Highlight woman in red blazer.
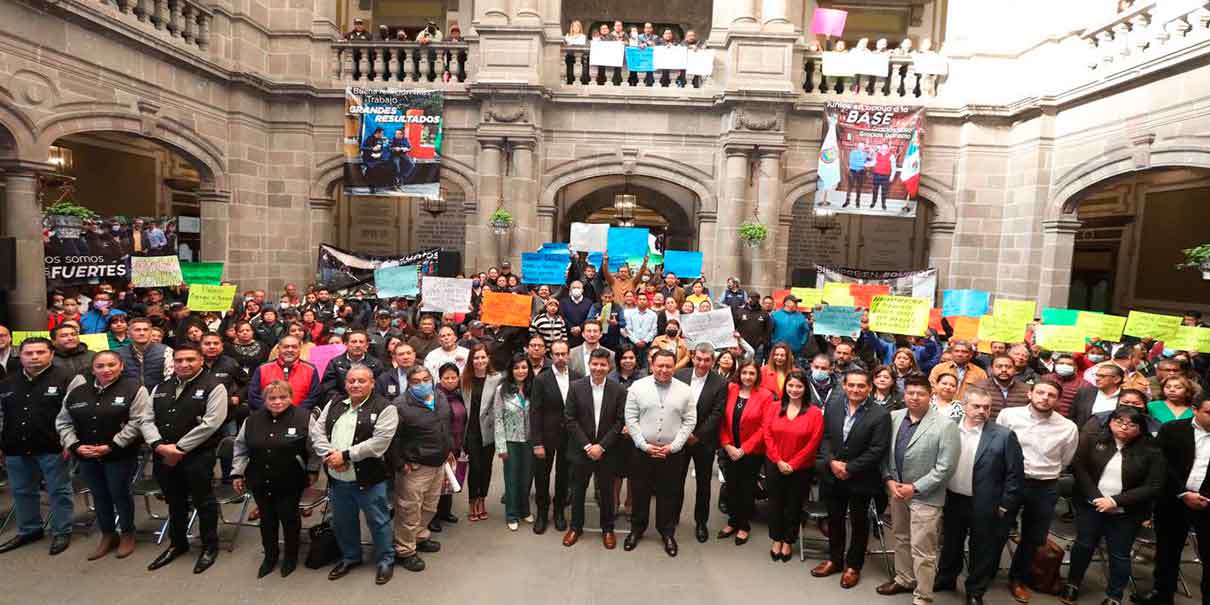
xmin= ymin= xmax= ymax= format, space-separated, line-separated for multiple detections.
xmin=761 ymin=342 xmax=796 ymax=400
xmin=762 ymin=370 xmax=824 ymax=561
xmin=718 ymin=360 xmax=776 ymax=545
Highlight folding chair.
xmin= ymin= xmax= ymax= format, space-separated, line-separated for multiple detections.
xmin=213 ymin=437 xmax=256 ymax=552
xmin=798 ymin=499 xmax=829 ymax=562
xmin=867 ymin=499 xmax=895 ymax=576
xmin=131 ymin=449 xmax=172 ymax=543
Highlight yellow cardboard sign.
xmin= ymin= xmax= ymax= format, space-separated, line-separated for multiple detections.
xmin=1035 ymin=325 xmax=1085 ymax=353
xmin=13 ymin=330 xmax=108 ymax=352
xmin=1075 ymin=311 xmax=1127 ymax=342
xmin=1165 ymin=325 xmax=1210 ymax=353
xmin=867 ymin=295 xmax=930 ymax=336
xmin=1122 ymin=310 xmax=1182 ymax=341
xmin=976 ymin=314 xmax=1026 ymax=344
xmin=791 ymin=287 xmax=824 ymax=308
xmin=823 ymin=282 xmax=854 ymax=306
xmin=993 ymin=299 xmax=1036 ymax=326
xmin=187 ymin=284 xmax=239 ymax=312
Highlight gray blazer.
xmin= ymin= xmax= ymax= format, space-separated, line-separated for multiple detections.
xmin=568 ymin=343 xmax=614 ymax=376
xmin=477 ymin=373 xmax=504 ymax=447
xmin=882 ymin=406 xmax=961 ymax=508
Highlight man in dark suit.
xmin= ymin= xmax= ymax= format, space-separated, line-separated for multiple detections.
xmin=1134 ymin=397 xmax=1210 ymax=605
xmin=0 ymin=323 xmax=18 ymax=380
xmin=673 ymin=342 xmax=727 ymax=543
xmin=935 ymin=387 xmax=1025 ymax=605
xmin=562 ymin=348 xmax=627 ymax=549
xmin=1070 ymin=363 xmax=1122 ymax=429
xmin=812 ymin=369 xmax=892 ymax=589
xmin=529 ymin=340 xmax=583 ymax=534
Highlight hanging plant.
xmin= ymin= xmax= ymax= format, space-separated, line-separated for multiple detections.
xmin=1176 ymin=243 xmax=1210 ymax=279
xmin=489 ymin=208 xmax=514 ymax=234
xmin=739 ymin=220 xmax=768 ymax=247
xmin=44 ymin=200 xmax=99 ymax=219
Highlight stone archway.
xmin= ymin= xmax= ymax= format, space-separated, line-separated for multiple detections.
xmin=556 ymin=175 xmax=698 ymax=251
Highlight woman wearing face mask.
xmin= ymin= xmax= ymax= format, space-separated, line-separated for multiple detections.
xmin=56 ymin=351 xmax=149 ymax=561
xmin=431 ymin=363 xmax=468 ymax=532
xmin=231 ymin=380 xmax=316 ymax=578
xmin=718 ymin=360 xmax=774 ymax=545
xmin=1078 ymin=344 xmax=1109 ymax=372
xmin=650 ymin=318 xmax=689 ymax=370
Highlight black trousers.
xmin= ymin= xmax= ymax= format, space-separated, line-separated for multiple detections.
xmin=936 ymin=491 xmax=1012 ymax=598
xmin=766 ymin=462 xmax=810 ymax=542
xmin=533 ymin=434 xmax=569 ymax=517
xmin=1153 ymin=495 xmax=1210 ymax=600
xmin=153 ymin=448 xmax=219 ymax=550
xmin=466 ymin=440 xmax=495 ymax=500
xmin=680 ymin=440 xmax=715 ymax=526
xmin=825 ymin=480 xmax=872 ymax=569
xmin=726 ymin=455 xmax=762 ymax=532
xmin=251 ymin=486 xmax=302 ymax=560
xmin=630 ymin=450 xmax=686 ymax=538
xmin=570 ymin=458 xmax=615 ymax=532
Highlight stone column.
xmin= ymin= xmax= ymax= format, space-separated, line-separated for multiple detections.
xmin=474 ymin=0 xmax=508 ymax=24
xmin=0 ymin=162 xmax=51 ymax=329
xmin=308 ymin=196 xmax=338 ymax=270
xmin=749 ymin=149 xmax=783 ymax=291
xmin=731 ymin=0 xmax=759 ymax=29
xmin=536 ymin=205 xmax=555 ymax=248
xmin=508 ymin=140 xmax=537 ymax=263
xmin=470 ymin=140 xmax=503 ymax=269
xmin=697 ymin=210 xmax=718 ymax=287
xmin=716 ymin=146 xmax=750 ymax=287
xmin=197 ymin=188 xmax=232 ymax=264
xmin=761 ymin=0 xmax=792 ymax=31
xmin=1037 ymin=217 xmax=1081 ymax=308
xmin=926 ymin=220 xmax=956 ymax=291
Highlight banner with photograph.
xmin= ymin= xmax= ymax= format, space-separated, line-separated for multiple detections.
xmin=343 ymin=88 xmax=443 ymax=199
xmin=815 ymin=101 xmax=925 ymax=218
xmin=42 ymin=213 xmax=181 ymax=287
xmin=815 ymin=265 xmax=937 ymax=305
xmin=316 ymin=243 xmax=440 ymax=299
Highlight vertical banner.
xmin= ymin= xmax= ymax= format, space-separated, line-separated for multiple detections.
xmin=815 ymin=101 xmax=926 ymax=218
xmin=343 ymin=88 xmax=443 ymax=199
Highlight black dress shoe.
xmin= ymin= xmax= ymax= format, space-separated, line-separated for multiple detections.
xmin=48 ymin=534 xmax=71 ymax=556
xmin=416 ymin=539 xmax=441 ymax=553
xmin=0 ymin=530 xmax=44 ymax=554
xmin=553 ymin=515 xmax=567 ymax=532
xmin=1059 ymin=584 xmax=1079 ymax=605
xmin=533 ymin=516 xmax=547 ymax=535
xmin=694 ymin=524 xmax=708 ymax=543
xmin=623 ymin=532 xmax=642 ymax=551
xmin=328 ymin=560 xmax=361 ymax=580
xmin=375 ymin=564 xmax=394 ymax=585
xmin=716 ymin=527 xmax=737 ymax=540
xmin=399 ymin=554 xmax=425 ymax=572
xmin=280 ymin=557 xmax=297 ymax=578
xmin=966 ymin=596 xmax=984 ymax=605
xmin=1131 ymin=591 xmax=1174 ymax=605
xmin=662 ymin=535 xmax=678 ymax=557
xmin=147 ymin=546 xmax=188 ymax=571
xmin=439 ymin=512 xmax=459 ymax=524
xmin=734 ymin=534 xmax=749 ymax=546
xmin=427 ymin=520 xmax=443 ymax=533
xmin=193 ymin=547 xmax=218 ymax=574
xmin=257 ymin=556 xmax=278 ymax=579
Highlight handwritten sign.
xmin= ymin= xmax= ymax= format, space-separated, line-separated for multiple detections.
xmin=823 ymin=282 xmax=855 ymax=306
xmin=480 ymin=291 xmax=534 ymax=328
xmin=1035 ymin=325 xmax=1085 ymax=353
xmin=606 ymin=227 xmax=650 ymax=261
xmin=949 ymin=316 xmax=980 ymax=342
xmin=686 ymin=49 xmax=715 ymax=77
xmin=186 ymin=284 xmax=238 ymax=312
xmin=976 ymin=314 xmax=1026 ymax=344
xmin=792 ymin=287 xmax=824 ymax=308
xmin=1165 ymin=325 xmax=1210 ymax=353
xmin=1075 ymin=312 xmax=1127 ymax=342
xmin=813 ymin=306 xmax=862 ymax=338
xmin=1123 ymin=310 xmax=1182 ymax=341
xmin=421 ymin=277 xmax=473 ymax=313
xmin=653 ymin=45 xmax=687 ymax=70
xmin=521 ymin=252 xmax=571 ymax=285
xmin=680 ymin=308 xmax=737 ymax=349
xmin=1041 ymin=307 xmax=1079 ymax=326
xmin=374 ymin=264 xmax=420 ymax=298
xmin=868 ymin=295 xmax=930 ymax=336
xmin=810 ymin=7 xmax=848 ymax=36
xmin=180 ymin=262 xmax=224 ymax=286
xmin=625 ymin=47 xmax=654 ymax=72
xmin=995 ymin=299 xmax=1037 ymax=327
xmin=942 ymin=289 xmax=990 ymax=318
xmin=589 ymin=39 xmax=624 ymax=67
xmin=662 ymin=251 xmax=703 ymax=279
xmin=849 ymin=284 xmax=890 ymax=308
xmin=131 ymin=256 xmax=183 ymax=288
xmin=569 ymin=222 xmax=608 ymax=252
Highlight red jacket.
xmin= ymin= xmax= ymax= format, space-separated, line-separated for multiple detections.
xmin=248 ymin=357 xmax=321 ymax=410
xmin=720 ymin=383 xmax=774 ymax=455
xmin=762 ymin=404 xmax=824 ymax=471
xmin=760 ymin=365 xmax=787 ymax=400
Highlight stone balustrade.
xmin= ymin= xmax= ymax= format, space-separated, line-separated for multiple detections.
xmin=332 ymin=42 xmax=471 ymax=86
xmin=559 ymin=45 xmax=713 ymax=90
xmin=101 ymin=0 xmax=212 ymax=51
xmin=799 ymin=52 xmax=944 ymax=99
xmin=1082 ymin=0 xmax=1210 ymax=71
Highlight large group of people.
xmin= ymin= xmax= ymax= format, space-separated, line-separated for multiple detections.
xmin=0 ymin=249 xmax=1208 ymax=603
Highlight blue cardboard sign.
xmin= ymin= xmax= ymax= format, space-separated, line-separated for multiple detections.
xmin=812 ymin=305 xmax=863 ymax=338
xmin=607 ymin=227 xmax=649 ymax=261
xmin=625 ymin=47 xmax=654 ymax=72
xmin=941 ymin=289 xmax=991 ymax=318
xmin=521 ymin=252 xmax=571 ymax=285
xmin=662 ymin=250 xmax=703 ymax=279
xmin=373 ymin=264 xmax=420 ymax=298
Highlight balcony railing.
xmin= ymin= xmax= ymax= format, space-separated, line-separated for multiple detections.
xmin=331 ymin=42 xmax=471 ymax=87
xmin=1082 ymin=0 xmax=1210 ymax=71
xmin=99 ymin=0 xmax=212 ymax=51
xmin=799 ymin=52 xmax=945 ymax=99
xmin=559 ymin=45 xmax=713 ymax=90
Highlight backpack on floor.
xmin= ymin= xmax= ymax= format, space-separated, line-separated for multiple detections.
xmin=1028 ymin=537 xmax=1066 ymax=595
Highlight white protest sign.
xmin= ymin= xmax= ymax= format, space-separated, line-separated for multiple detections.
xmin=912 ymin=52 xmax=949 ymax=75
xmin=680 ymin=308 xmax=737 ymax=349
xmin=822 ymin=51 xmax=857 ymax=77
xmin=653 ymin=45 xmax=688 ymax=70
xmin=569 ymin=222 xmax=609 ymax=252
xmin=853 ymin=52 xmax=890 ymax=76
xmin=420 ymin=277 xmax=473 ymax=313
xmin=590 ymin=40 xmax=624 ymax=67
xmin=686 ymin=49 xmax=714 ymax=76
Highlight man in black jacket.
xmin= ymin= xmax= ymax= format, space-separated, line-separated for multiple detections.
xmin=391 ymin=366 xmax=453 ymax=573
xmin=50 ymin=323 xmax=95 ymax=377
xmin=812 ymin=369 xmax=891 ymax=590
xmin=563 ymin=349 xmax=627 ymax=549
xmin=673 ymin=343 xmax=727 ymax=543
xmin=321 ymin=330 xmax=385 ymax=402
xmin=934 ymin=387 xmax=1025 ymax=605
xmin=529 ymin=340 xmax=583 ymax=534
xmin=0 ymin=324 xmax=18 ymax=380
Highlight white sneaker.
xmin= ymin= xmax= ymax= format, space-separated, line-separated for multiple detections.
xmin=507 ymin=521 xmax=519 ymax=531
xmin=522 ymin=514 xmax=535 ymax=524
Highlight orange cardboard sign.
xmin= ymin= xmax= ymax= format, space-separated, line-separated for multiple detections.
xmin=849 ymin=284 xmax=891 ymax=308
xmin=949 ymin=316 xmax=980 ymax=342
xmin=480 ymin=291 xmax=533 ymax=328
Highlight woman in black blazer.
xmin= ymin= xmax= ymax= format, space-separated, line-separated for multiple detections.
xmin=1061 ymin=406 xmax=1164 ymax=605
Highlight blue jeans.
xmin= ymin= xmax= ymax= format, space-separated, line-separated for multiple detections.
xmin=1008 ymin=479 xmax=1059 ymax=584
xmin=1066 ymin=502 xmax=1140 ymax=600
xmin=502 ymin=441 xmax=533 ymax=523
xmin=7 ymin=454 xmax=74 ymax=537
xmin=78 ymin=458 xmax=138 ymax=534
xmin=329 ymin=478 xmax=394 ymax=567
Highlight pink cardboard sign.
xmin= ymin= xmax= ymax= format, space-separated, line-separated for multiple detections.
xmin=810 ymin=8 xmax=848 ymax=37
xmin=309 ymin=344 xmax=346 ymax=378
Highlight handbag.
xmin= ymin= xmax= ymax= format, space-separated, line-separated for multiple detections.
xmin=305 ymin=521 xmax=341 ymax=569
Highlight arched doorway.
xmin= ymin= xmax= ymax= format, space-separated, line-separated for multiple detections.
xmin=555 ymin=175 xmax=697 ymax=251
xmin=1059 ymin=166 xmax=1210 ymax=314
xmin=334 ymin=178 xmax=468 ymax=257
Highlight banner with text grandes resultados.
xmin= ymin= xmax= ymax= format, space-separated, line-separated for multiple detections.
xmin=815 ymin=101 xmax=925 ymax=218
xmin=343 ymin=88 xmax=443 ymax=199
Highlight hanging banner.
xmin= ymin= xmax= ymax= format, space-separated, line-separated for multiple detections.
xmin=42 ymin=214 xmax=182 ymax=287
xmin=343 ymin=88 xmax=443 ymax=199
xmin=815 ymin=265 xmax=937 ymax=305
xmin=814 ymin=101 xmax=926 ymax=218
xmin=316 ymin=243 xmax=440 ymax=299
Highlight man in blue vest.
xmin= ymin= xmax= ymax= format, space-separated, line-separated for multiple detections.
xmin=117 ymin=317 xmax=173 ymax=390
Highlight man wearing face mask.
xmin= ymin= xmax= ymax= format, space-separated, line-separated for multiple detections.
xmin=1082 ymin=345 xmax=1151 ymax=397
xmin=1040 ymin=354 xmax=1088 ymax=420
xmin=734 ymin=293 xmax=773 ymax=365
xmin=81 ymin=291 xmax=126 ymax=335
xmin=806 ymin=354 xmax=845 ymax=409
xmin=718 ymin=277 xmax=748 ymax=309
xmin=391 ymin=366 xmax=453 ymax=573
xmin=560 ymin=280 xmax=595 ymax=349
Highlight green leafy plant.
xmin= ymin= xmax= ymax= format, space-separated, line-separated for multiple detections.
xmin=489 ymin=208 xmax=514 ymax=228
xmin=739 ymin=220 xmax=769 ymax=244
xmin=1176 ymin=244 xmax=1210 ymax=270
xmin=44 ymin=201 xmax=99 ymax=219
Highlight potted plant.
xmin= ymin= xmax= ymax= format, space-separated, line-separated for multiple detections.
xmin=1176 ymin=243 xmax=1210 ymax=280
xmin=489 ymin=208 xmax=514 ymax=235
xmin=739 ymin=220 xmax=768 ymax=248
